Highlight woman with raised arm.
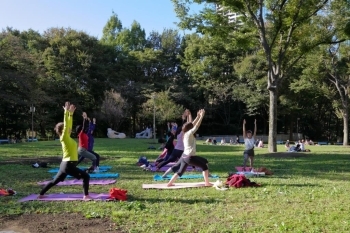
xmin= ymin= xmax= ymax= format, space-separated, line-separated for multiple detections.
xmin=242 ymin=119 xmax=257 ymax=171
xmin=167 ymin=109 xmax=212 ymax=187
xmin=75 ymin=112 xmax=97 ymax=172
xmin=38 ymin=102 xmax=91 ymax=200
xmin=156 ymin=109 xmax=191 ymax=171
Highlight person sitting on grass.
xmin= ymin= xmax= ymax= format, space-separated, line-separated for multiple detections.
xmin=285 ymin=140 xmax=290 ymax=150
xmin=38 ymin=102 xmax=91 ymax=200
xmin=167 ymin=109 xmax=212 ymax=187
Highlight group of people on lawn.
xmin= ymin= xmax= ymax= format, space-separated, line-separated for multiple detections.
xmin=39 ymin=101 xmax=258 ymax=199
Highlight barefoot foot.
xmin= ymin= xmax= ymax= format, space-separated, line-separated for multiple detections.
xmin=37 ymin=195 xmax=47 ymax=199
xmin=83 ymin=195 xmax=93 ymax=201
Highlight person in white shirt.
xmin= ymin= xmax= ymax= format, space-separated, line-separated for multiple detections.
xmin=242 ymin=119 xmax=257 ymax=171
xmin=167 ymin=109 xmax=212 ymax=187
xmin=300 ymin=139 xmax=305 ymax=151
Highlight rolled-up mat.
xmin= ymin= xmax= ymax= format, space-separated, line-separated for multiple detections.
xmin=37 ymin=179 xmax=116 ymax=186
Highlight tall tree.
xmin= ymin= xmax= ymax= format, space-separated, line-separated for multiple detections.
xmin=0 ymin=30 xmax=40 ymax=137
xmin=172 ymin=0 xmax=346 ymax=151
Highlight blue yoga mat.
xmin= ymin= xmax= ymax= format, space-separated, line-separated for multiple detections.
xmin=53 ymin=173 xmax=120 ymax=179
xmin=49 ymin=168 xmax=108 ymax=173
xmin=48 ymin=165 xmax=112 ymax=173
xmin=154 ymin=174 xmax=219 ymax=181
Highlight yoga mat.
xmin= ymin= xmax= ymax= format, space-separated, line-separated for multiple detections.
xmin=143 ymin=182 xmax=212 ymax=189
xmin=48 ymin=165 xmax=112 ymax=173
xmin=18 ymin=193 xmax=110 ymax=202
xmin=48 ymin=168 xmax=108 ymax=173
xmin=145 ymin=163 xmax=201 ymax=172
xmin=151 ymin=166 xmax=197 ymax=172
xmin=236 ymin=172 xmax=265 ymax=178
xmin=37 ymin=179 xmax=116 ymax=186
xmin=235 ymin=167 xmax=253 ymax=172
xmin=154 ymin=174 xmax=219 ymax=181
xmin=54 ymin=173 xmax=120 ymax=179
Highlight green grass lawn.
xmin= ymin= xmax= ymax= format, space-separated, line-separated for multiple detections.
xmin=1 ymin=139 xmax=350 ymax=232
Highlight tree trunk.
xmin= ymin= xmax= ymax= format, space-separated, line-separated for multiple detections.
xmin=342 ymin=108 xmax=348 ymax=146
xmin=268 ymin=89 xmax=277 ymax=152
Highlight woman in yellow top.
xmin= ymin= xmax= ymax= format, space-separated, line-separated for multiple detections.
xmin=38 ymin=102 xmax=91 ymax=200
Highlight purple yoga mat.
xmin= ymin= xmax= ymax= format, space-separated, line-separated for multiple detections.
xmin=18 ymin=193 xmax=110 ymax=202
xmin=148 ymin=163 xmax=201 ymax=172
xmin=37 ymin=179 xmax=116 ymax=186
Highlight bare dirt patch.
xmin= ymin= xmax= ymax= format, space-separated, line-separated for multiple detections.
xmin=0 ymin=213 xmax=124 ymax=233
xmin=262 ymin=152 xmax=308 ymax=159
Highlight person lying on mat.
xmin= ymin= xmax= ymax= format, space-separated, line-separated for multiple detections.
xmin=157 ymin=109 xmax=192 ymax=172
xmin=167 ymin=109 xmax=212 ymax=187
xmin=38 ymin=102 xmax=91 ymax=200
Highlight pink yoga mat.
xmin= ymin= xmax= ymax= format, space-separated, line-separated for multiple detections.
xmin=235 ymin=167 xmax=253 ymax=172
xmin=142 ymin=182 xmax=212 ymax=189
xmin=18 ymin=193 xmax=110 ymax=202
xmin=37 ymin=179 xmax=116 ymax=186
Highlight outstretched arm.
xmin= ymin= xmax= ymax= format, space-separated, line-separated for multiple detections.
xmin=192 ymin=110 xmax=202 ymax=125
xmin=187 ymin=110 xmax=193 ymax=123
xmin=82 ymin=112 xmax=89 ymax=133
xmin=242 ymin=119 xmax=246 ymax=139
xmin=62 ymin=102 xmax=75 ymax=140
xmin=189 ymin=109 xmax=205 ymax=134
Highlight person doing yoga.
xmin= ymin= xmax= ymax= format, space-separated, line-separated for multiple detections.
xmin=157 ymin=109 xmax=192 ymax=172
xmin=38 ymin=102 xmax=91 ymax=200
xmin=76 ymin=115 xmax=98 ymax=173
xmin=167 ymin=109 xmax=212 ymax=187
xmin=242 ymin=119 xmax=257 ymax=171
xmin=77 ymin=112 xmax=101 ymax=171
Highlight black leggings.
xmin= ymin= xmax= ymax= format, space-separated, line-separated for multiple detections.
xmin=157 ymin=149 xmax=183 ymax=169
xmin=175 ymin=155 xmax=209 ymax=177
xmin=39 ymin=161 xmax=90 ymax=195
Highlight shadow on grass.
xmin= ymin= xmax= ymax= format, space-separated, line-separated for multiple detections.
xmin=129 ymin=196 xmax=220 ymax=204
xmin=0 ymin=156 xmax=111 ymax=165
xmin=267 ymin=183 xmax=322 ymax=187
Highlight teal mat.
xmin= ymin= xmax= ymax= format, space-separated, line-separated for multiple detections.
xmin=53 ymin=173 xmax=120 ymax=179
xmin=48 ymin=165 xmax=112 ymax=173
xmin=154 ymin=174 xmax=219 ymax=181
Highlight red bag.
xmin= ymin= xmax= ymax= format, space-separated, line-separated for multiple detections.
xmin=225 ymin=175 xmax=260 ymax=188
xmin=109 ymin=188 xmax=127 ymax=201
